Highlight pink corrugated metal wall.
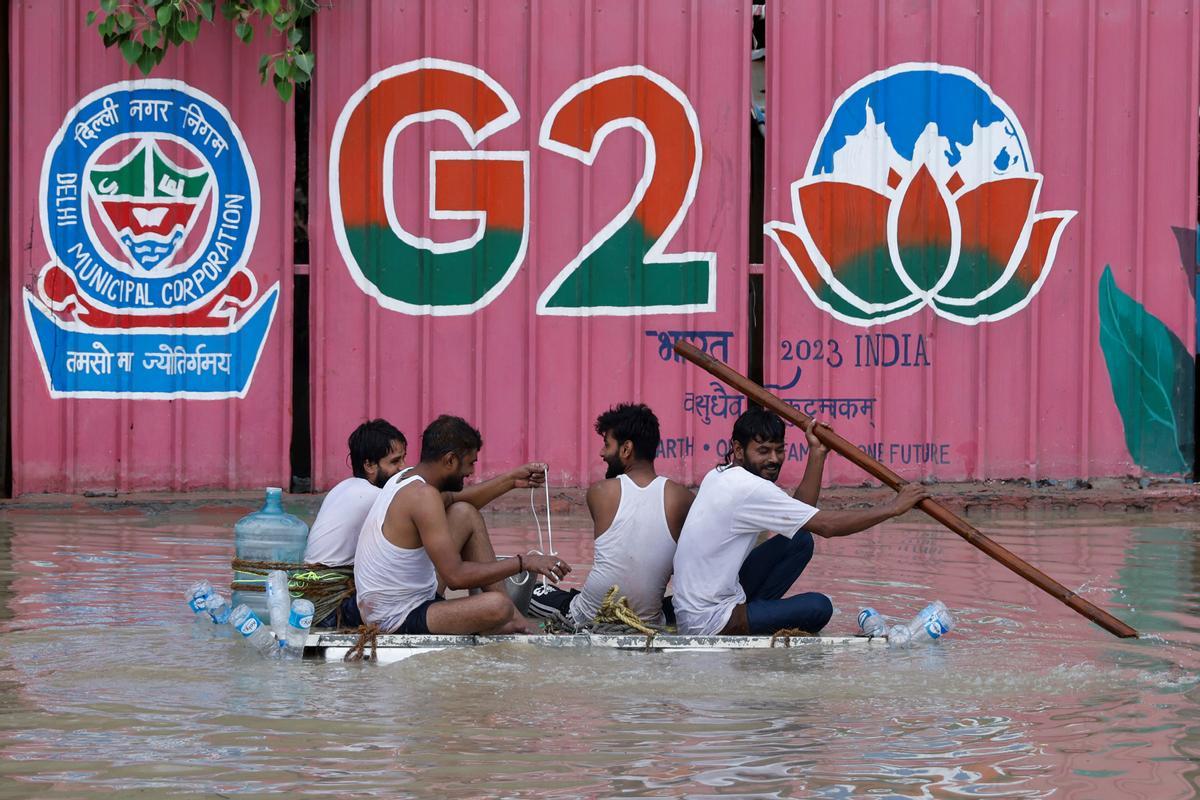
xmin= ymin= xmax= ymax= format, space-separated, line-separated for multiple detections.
xmin=9 ymin=2 xmax=295 ymax=493
xmin=7 ymin=1 xmax=1196 ymax=494
xmin=764 ymin=0 xmax=1198 ymax=484
xmin=309 ymin=0 xmax=750 ymax=489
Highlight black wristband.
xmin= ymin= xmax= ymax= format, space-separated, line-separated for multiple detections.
xmin=517 ymin=553 xmax=523 ymax=573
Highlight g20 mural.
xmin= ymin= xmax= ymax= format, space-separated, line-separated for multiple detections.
xmin=25 ymin=80 xmax=277 ymax=398
xmin=329 ymin=59 xmax=715 ymax=317
xmin=767 ymin=63 xmax=1075 ymax=326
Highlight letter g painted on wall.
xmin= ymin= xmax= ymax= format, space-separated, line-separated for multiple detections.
xmin=329 ymin=58 xmax=530 ymax=316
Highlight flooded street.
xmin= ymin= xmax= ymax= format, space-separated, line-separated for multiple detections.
xmin=1 ymin=504 xmax=1198 ymax=798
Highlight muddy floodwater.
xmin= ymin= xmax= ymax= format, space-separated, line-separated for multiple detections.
xmin=0 ymin=503 xmax=1197 ymax=798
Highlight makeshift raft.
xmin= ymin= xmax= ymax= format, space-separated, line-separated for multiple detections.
xmin=305 ymin=632 xmax=881 ymax=664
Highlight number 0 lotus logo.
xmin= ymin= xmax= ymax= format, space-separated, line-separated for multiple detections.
xmin=24 ymin=80 xmax=278 ymax=398
xmin=767 ymin=63 xmax=1075 ymax=326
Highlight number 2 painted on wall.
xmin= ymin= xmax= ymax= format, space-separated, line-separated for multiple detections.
xmin=330 ymin=60 xmax=715 ymax=317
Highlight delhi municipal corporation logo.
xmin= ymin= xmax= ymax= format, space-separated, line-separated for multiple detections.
xmin=24 ymin=80 xmax=278 ymax=398
xmin=767 ymin=63 xmax=1075 ymax=326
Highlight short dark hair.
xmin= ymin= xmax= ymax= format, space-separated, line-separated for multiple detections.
xmin=730 ymin=407 xmax=786 ymax=452
xmin=348 ymin=419 xmax=406 ymax=479
xmin=420 ymin=415 xmax=483 ymax=463
xmin=595 ymin=403 xmax=660 ymax=462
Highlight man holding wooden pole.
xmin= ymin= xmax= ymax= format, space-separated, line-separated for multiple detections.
xmin=672 ymin=408 xmax=929 ymax=636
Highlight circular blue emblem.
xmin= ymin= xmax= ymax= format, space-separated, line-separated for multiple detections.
xmin=40 ymin=80 xmax=259 ymax=313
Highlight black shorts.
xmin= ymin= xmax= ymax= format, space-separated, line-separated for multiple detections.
xmin=394 ymin=594 xmax=445 ymax=635
xmin=315 ymin=593 xmax=363 ymax=629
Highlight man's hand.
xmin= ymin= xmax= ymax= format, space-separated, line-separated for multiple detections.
xmin=522 ymin=553 xmax=571 ymax=583
xmin=890 ymin=483 xmax=931 ymax=515
xmin=804 ymin=418 xmax=829 ymax=457
xmin=510 ymin=462 xmax=547 ymax=489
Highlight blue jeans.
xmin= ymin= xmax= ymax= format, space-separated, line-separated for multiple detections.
xmin=739 ymin=532 xmax=833 ymax=634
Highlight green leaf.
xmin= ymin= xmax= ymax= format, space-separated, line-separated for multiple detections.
xmin=1097 ymin=265 xmax=1195 ymax=474
xmin=143 ymin=28 xmax=160 ymax=47
xmin=273 ymin=75 xmax=294 ymax=102
xmin=266 ymin=0 xmax=281 ymax=15
xmin=119 ymin=38 xmax=144 ymax=65
xmin=287 ymin=27 xmax=302 ymax=46
xmin=100 ymin=0 xmax=118 ymax=12
xmin=292 ymin=51 xmax=313 ymax=75
xmin=116 ymin=11 xmax=134 ymax=30
xmin=235 ymin=22 xmax=253 ymax=42
xmin=136 ymin=47 xmax=159 ymax=75
xmin=273 ymin=57 xmax=289 ymax=78
xmin=179 ymin=19 xmax=201 ymax=41
xmin=156 ymin=5 xmax=173 ymax=25
xmin=86 ymin=10 xmax=97 ymax=25
xmin=198 ymin=1 xmax=215 ymax=21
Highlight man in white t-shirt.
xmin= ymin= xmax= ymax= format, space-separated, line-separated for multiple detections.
xmin=672 ymin=408 xmax=929 ymax=636
xmin=304 ymin=419 xmax=409 ymax=570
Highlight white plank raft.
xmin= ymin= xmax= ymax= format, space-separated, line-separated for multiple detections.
xmin=306 ymin=632 xmax=881 ymax=664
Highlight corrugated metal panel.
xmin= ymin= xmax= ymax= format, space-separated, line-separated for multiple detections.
xmin=9 ymin=1 xmax=295 ymax=493
xmin=764 ymin=0 xmax=1198 ymax=483
xmin=310 ymin=0 xmax=749 ymax=488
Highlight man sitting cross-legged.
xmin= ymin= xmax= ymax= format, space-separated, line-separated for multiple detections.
xmin=528 ymin=403 xmax=694 ymax=630
xmin=672 ymin=408 xmax=929 ymax=636
xmin=354 ymin=415 xmax=571 ymax=635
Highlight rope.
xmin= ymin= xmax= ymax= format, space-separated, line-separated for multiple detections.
xmin=344 ymin=624 xmax=380 ymax=663
xmin=230 ymin=559 xmax=355 ymax=627
xmin=592 ymin=585 xmax=661 ymax=640
xmin=769 ymin=627 xmax=818 ymax=648
xmin=529 ymin=468 xmax=556 ymax=588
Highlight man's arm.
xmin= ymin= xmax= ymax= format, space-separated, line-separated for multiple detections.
xmin=412 ymin=483 xmax=568 ymax=589
xmin=805 ymin=483 xmax=929 ymax=539
xmin=793 ymin=419 xmax=829 ymax=505
xmin=442 ymin=463 xmax=547 ymax=510
xmin=663 ymin=481 xmax=695 ymax=541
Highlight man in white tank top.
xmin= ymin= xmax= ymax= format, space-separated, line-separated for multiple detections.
xmin=528 ymin=403 xmax=694 ymax=629
xmin=354 ymin=415 xmax=572 ymax=635
xmin=305 ymin=419 xmax=552 ymax=628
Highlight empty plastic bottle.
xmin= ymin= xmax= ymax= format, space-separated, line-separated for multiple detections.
xmin=186 ymin=580 xmax=214 ymax=617
xmin=887 ymin=623 xmax=913 ymax=649
xmin=857 ymin=607 xmax=888 ymax=638
xmin=889 ymin=601 xmax=954 ymax=649
xmin=205 ymin=591 xmax=232 ymax=625
xmin=232 ymin=488 xmax=310 ymax=618
xmin=265 ymin=570 xmax=292 ymax=641
xmin=229 ymin=603 xmax=279 ymax=657
xmin=910 ymin=601 xmax=955 ymax=643
xmin=285 ymin=598 xmax=315 ymax=654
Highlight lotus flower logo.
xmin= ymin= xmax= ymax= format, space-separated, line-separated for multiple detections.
xmin=767 ymin=64 xmax=1075 ymax=326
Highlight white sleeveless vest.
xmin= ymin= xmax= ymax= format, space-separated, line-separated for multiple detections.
xmin=570 ymin=474 xmax=677 ymax=627
xmin=353 ymin=471 xmax=439 ymax=632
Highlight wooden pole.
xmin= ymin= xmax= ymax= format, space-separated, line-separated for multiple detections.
xmin=673 ymin=340 xmax=1138 ymax=639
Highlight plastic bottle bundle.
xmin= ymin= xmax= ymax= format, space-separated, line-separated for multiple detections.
xmin=228 ymin=603 xmax=280 ymax=658
xmin=186 ymin=580 xmax=214 ymax=619
xmin=265 ymin=570 xmax=292 ymax=642
xmin=887 ymin=600 xmax=955 ymax=649
xmin=284 ymin=598 xmax=315 ymax=657
xmin=232 ymin=488 xmax=309 ymax=618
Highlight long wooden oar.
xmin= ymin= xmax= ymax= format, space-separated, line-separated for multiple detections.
xmin=674 ymin=340 xmax=1138 ymax=639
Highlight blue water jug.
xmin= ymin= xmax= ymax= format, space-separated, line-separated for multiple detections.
xmin=231 ymin=487 xmax=309 ymax=617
